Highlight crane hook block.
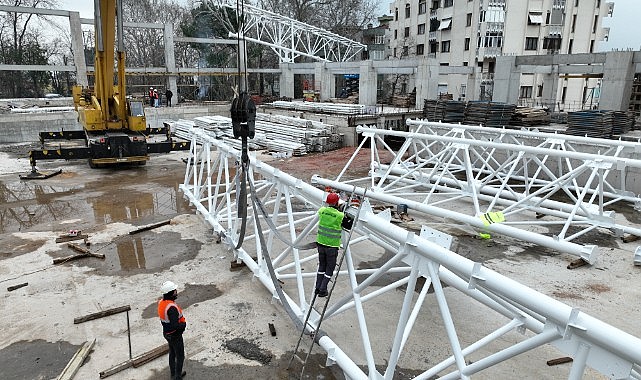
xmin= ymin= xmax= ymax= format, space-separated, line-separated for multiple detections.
xmin=230 ymin=92 xmax=256 ymax=139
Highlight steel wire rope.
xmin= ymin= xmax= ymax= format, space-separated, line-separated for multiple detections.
xmin=232 ymin=0 xmax=252 ymax=250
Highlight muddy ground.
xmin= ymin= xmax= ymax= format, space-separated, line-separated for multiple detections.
xmin=1 ymin=144 xmax=640 ymax=380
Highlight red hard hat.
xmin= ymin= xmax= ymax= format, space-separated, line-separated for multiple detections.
xmin=326 ymin=193 xmax=340 ymax=205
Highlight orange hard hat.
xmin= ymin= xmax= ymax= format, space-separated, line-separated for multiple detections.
xmin=326 ymin=193 xmax=340 ymax=205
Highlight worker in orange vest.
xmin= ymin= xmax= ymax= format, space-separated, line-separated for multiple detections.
xmin=158 ymin=281 xmax=187 ymax=380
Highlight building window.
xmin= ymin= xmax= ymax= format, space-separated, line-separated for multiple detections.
xmin=520 ymin=86 xmax=533 ymax=99
xmin=543 ymin=37 xmax=562 ymax=50
xmin=395 ymin=8 xmax=399 ymax=20
xmin=404 ymin=26 xmax=410 ymax=37
xmin=417 ymin=44 xmax=425 ymax=55
xmin=546 ymin=12 xmax=551 ymax=25
xmin=593 ymin=15 xmax=598 ymax=33
xmin=590 ymin=39 xmax=595 ymax=52
xmin=484 ymin=31 xmax=503 ymax=47
xmin=441 ymin=40 xmax=451 ymax=52
xmin=463 ymin=61 xmax=469 ymax=66
xmin=464 ymin=37 xmax=470 ymax=50
xmin=405 ymin=3 xmax=411 ymax=18
xmin=402 ymin=46 xmax=409 ymax=56
xmin=375 ymin=35 xmax=384 ymax=44
xmin=568 ymin=39 xmax=573 ymax=53
xmin=537 ymin=84 xmax=544 ymax=97
xmin=394 ymin=29 xmax=398 ymax=39
xmin=429 ymin=42 xmax=438 ymax=53
xmin=466 ymin=13 xmax=473 ymax=26
xmin=575 ymin=0 xmax=579 ymax=6
xmin=438 ymin=18 xmax=452 ymax=30
xmin=562 ymin=86 xmax=567 ymax=103
xmin=444 ymin=0 xmax=453 ymax=7
xmin=431 ymin=0 xmax=439 ymax=10
xmin=419 ymin=0 xmax=427 ymax=14
xmin=525 ymin=37 xmax=538 ymax=50
xmin=418 ymin=23 xmax=426 ymax=35
xmin=394 ymin=47 xmax=397 ymax=56
xmin=571 ymin=14 xmax=577 ymax=32
xmin=528 ymin=12 xmax=543 ymax=25
xmin=596 ymin=0 xmax=601 ymax=7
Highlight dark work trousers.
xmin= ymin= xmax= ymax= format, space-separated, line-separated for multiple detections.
xmin=164 ymin=333 xmax=185 ymax=379
xmin=316 ymin=243 xmax=338 ymax=293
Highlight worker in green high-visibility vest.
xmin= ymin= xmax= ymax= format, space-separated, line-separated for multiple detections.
xmin=315 ymin=192 xmax=350 ymax=297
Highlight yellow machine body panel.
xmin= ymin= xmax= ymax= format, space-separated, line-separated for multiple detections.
xmin=127 ymin=116 xmax=147 ymax=131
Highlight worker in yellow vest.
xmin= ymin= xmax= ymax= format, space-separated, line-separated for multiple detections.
xmin=158 ymin=281 xmax=187 ymax=380
xmin=315 ymin=192 xmax=348 ymax=297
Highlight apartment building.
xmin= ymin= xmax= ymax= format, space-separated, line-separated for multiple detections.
xmin=387 ymin=0 xmax=614 ymax=110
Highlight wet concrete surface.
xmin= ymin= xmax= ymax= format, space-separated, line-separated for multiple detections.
xmin=142 ymin=284 xmax=223 ymax=319
xmin=0 ymin=339 xmax=80 ymax=380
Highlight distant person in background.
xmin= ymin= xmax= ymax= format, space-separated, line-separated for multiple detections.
xmin=166 ymin=89 xmax=173 ymax=107
xmin=149 ymin=87 xmax=155 ymax=106
xmin=153 ymin=88 xmax=159 ymax=107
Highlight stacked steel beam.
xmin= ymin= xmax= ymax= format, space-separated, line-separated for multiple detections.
xmin=565 ymin=111 xmax=614 ymax=139
xmin=271 ymin=100 xmax=367 ymax=115
xmin=423 ymin=100 xmax=466 ymax=123
xmin=172 ymin=113 xmax=343 ymax=156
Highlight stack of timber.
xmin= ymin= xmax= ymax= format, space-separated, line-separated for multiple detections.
xmin=271 ymin=100 xmax=367 ymax=115
xmin=390 ymin=94 xmax=415 ymax=108
xmin=464 ymin=101 xmax=516 ymax=128
xmin=565 ymin=110 xmax=614 ymax=139
xmin=423 ymin=99 xmax=467 ymax=123
xmin=511 ymin=107 xmax=551 ymax=127
xmin=173 ymin=114 xmax=343 ymax=156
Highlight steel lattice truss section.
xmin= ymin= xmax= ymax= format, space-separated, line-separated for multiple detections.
xmin=206 ymin=0 xmax=366 ymax=62
xmin=179 ymin=129 xmax=641 ymax=379
xmin=349 ymin=121 xmax=641 ymax=264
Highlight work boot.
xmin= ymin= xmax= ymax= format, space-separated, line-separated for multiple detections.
xmin=317 ymin=289 xmax=328 ymax=297
xmin=174 ymin=370 xmax=186 ymax=380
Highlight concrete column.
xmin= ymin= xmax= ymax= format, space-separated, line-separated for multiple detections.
xmin=599 ymin=51 xmax=635 ymax=111
xmin=315 ymin=61 xmax=334 ymax=100
xmin=493 ymin=56 xmax=521 ymax=104
xmin=279 ymin=63 xmax=295 ymax=99
xmin=542 ymin=64 xmax=559 ymax=111
xmin=164 ymin=23 xmax=178 ymax=104
xmin=415 ymin=58 xmax=440 ymax=106
xmin=359 ymin=60 xmax=377 ymax=106
xmin=69 ymin=11 xmax=88 ymax=87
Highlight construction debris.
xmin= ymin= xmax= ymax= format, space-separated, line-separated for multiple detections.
xmin=56 ymin=339 xmax=95 ymax=380
xmin=7 ymin=282 xmax=28 ymax=292
xmin=567 ymin=258 xmax=589 ymax=270
xmin=129 ymin=219 xmax=172 ymax=235
xmin=74 ymin=305 xmax=132 ymax=324
xmin=268 ymin=323 xmax=277 ymax=337
xmin=53 ymin=244 xmax=105 ymax=264
xmin=546 ymin=356 xmax=573 ymax=366
xmin=55 ymin=232 xmax=89 ymax=244
xmin=98 ymin=344 xmax=169 ymax=379
xmin=511 ymin=106 xmax=551 ymax=126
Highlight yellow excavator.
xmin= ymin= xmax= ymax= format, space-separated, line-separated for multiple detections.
xmin=23 ymin=0 xmax=188 ymax=178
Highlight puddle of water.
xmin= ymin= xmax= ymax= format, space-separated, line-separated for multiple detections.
xmin=0 ymin=166 xmax=192 ymax=242
xmin=81 ymin=232 xmax=202 ymax=275
xmin=141 ymin=283 xmax=223 ymax=319
xmin=0 ymin=339 xmax=80 ymax=380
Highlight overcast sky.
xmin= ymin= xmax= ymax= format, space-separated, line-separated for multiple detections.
xmin=58 ymin=0 xmax=641 ymax=51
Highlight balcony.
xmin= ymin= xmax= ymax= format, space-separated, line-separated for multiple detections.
xmin=552 ymin=0 xmax=566 ymax=9
xmin=429 ymin=31 xmax=438 ymax=41
xmin=482 ymin=47 xmax=502 ymax=58
xmin=430 ymin=9 xmax=438 ymax=19
xmin=481 ymin=72 xmax=494 ymax=83
xmin=547 ymin=25 xmax=563 ymax=36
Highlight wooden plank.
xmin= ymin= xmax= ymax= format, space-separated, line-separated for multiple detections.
xmin=99 ymin=344 xmax=169 ymax=378
xmin=7 ymin=282 xmax=28 ymax=291
xmin=546 ymin=356 xmax=573 ymax=366
xmin=129 ymin=219 xmax=171 ymax=235
xmin=132 ymin=344 xmax=169 ymax=367
xmin=74 ymin=305 xmax=132 ymax=324
xmin=57 ymin=339 xmax=95 ymax=380
xmin=67 ymin=243 xmax=92 ymax=255
xmin=53 ymin=251 xmax=104 ymax=265
xmin=55 ymin=234 xmax=88 ymax=243
xmin=99 ymin=359 xmax=133 ymax=379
